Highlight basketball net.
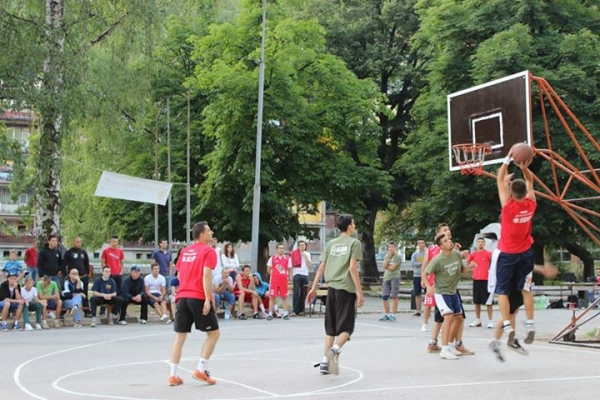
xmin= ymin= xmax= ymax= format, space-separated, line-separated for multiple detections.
xmin=452 ymin=143 xmax=491 ymax=175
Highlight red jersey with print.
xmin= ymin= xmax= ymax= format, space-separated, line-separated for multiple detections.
xmin=499 ymin=198 xmax=536 ymax=253
xmin=426 ymin=245 xmax=441 ymax=285
xmin=269 ymin=255 xmax=290 ymax=284
xmin=175 ymin=242 xmax=217 ymax=301
xmin=468 ymin=249 xmax=492 ymax=280
xmin=101 ymin=247 xmax=124 ymax=275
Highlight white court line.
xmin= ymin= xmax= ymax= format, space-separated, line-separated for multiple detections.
xmin=179 ymin=366 xmax=279 ymax=397
xmin=13 ymin=332 xmax=169 ymax=400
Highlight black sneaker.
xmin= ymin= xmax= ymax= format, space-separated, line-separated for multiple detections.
xmin=315 ymin=362 xmax=330 ymax=375
xmin=238 ymin=313 xmax=247 ymax=320
xmin=253 ymin=313 xmax=260 ymax=319
xmin=489 ymin=340 xmax=505 ymax=362
xmin=266 ymin=314 xmax=273 ymax=321
xmin=508 ymin=339 xmax=529 ymax=356
xmin=413 ymin=312 xmax=421 ymax=317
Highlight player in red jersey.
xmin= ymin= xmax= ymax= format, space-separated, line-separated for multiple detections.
xmin=168 ymin=221 xmax=220 ymax=387
xmin=266 ymin=243 xmax=292 ymax=321
xmin=490 ymin=145 xmax=536 ymax=360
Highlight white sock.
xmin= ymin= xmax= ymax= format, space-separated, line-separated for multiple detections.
xmin=283 ymin=310 xmax=288 ymax=316
xmin=274 ymin=305 xmax=279 ymax=312
xmin=332 ymin=344 xmax=340 ymax=352
xmin=197 ymin=358 xmax=207 ymax=372
xmin=322 ymin=356 xmax=328 ymax=363
xmin=259 ymin=304 xmax=266 ymax=313
xmin=526 ymin=319 xmax=534 ymax=326
xmin=503 ymin=320 xmax=512 ymax=331
xmin=170 ymin=363 xmax=179 ymax=377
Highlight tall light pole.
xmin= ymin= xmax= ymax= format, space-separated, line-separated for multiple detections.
xmin=186 ymin=91 xmax=191 ymax=244
xmin=250 ymin=0 xmax=267 ymax=271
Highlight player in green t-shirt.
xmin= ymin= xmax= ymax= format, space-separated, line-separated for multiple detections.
xmin=380 ymin=242 xmax=402 ymax=321
xmin=308 ymin=214 xmax=364 ymax=376
xmin=424 ymin=232 xmax=473 ymax=360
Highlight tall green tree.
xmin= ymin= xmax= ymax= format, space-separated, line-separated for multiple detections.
xmin=189 ymin=0 xmax=382 ymax=273
xmin=403 ymin=0 xmax=600 ymax=279
xmin=306 ymin=0 xmax=424 ymax=276
xmin=0 ymin=0 xmax=167 ymax=247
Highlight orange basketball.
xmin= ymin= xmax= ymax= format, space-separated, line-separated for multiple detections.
xmin=512 ymin=143 xmax=534 ymax=165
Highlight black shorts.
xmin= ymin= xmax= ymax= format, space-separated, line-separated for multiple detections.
xmin=434 ymin=290 xmax=466 ymax=323
xmin=173 ymin=298 xmax=219 ymax=333
xmin=324 ymin=287 xmax=356 ymax=337
xmin=472 ymin=280 xmax=490 ymax=305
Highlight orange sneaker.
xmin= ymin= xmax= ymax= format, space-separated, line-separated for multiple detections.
xmin=193 ymin=369 xmax=216 ymax=385
xmin=168 ymin=376 xmax=183 ymax=386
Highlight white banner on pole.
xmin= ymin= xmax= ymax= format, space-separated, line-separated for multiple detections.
xmin=95 ymin=171 xmax=172 ymax=205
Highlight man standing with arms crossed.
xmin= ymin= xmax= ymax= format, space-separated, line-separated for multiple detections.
xmin=467 ymin=237 xmax=493 ymax=329
xmin=379 ymin=241 xmax=402 ymax=321
xmin=64 ymin=237 xmax=92 ymax=315
xmin=491 ymin=146 xmax=536 ymax=356
xmin=308 ymin=214 xmax=364 ymax=375
xmin=101 ymin=236 xmax=125 ymax=296
xmin=168 ymin=221 xmax=220 ymax=387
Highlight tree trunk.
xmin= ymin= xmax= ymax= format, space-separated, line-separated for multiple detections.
xmin=35 ymin=0 xmax=65 ymax=247
xmin=256 ymin=235 xmax=270 ymax=278
xmin=359 ymin=205 xmax=379 ymax=279
xmin=566 ymin=242 xmax=595 ymax=281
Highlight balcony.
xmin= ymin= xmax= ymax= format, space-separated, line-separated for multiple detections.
xmin=0 ymin=203 xmax=22 ymax=215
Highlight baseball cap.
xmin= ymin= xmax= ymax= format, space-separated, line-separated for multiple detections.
xmin=130 ymin=265 xmax=141 ymax=272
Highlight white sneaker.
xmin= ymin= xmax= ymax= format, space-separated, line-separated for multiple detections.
xmin=421 ymin=324 xmax=428 ymax=332
xmin=24 ymin=323 xmax=33 ymax=331
xmin=139 ymin=319 xmax=147 ymax=324
xmin=160 ymin=314 xmax=168 ymax=321
xmin=90 ymin=317 xmax=97 ymax=328
xmin=48 ymin=311 xmax=56 ymax=319
xmin=440 ymin=347 xmax=459 ymax=360
xmin=54 ymin=319 xmax=61 ymax=329
xmin=487 ymin=321 xmax=494 ymax=329
xmin=469 ymin=320 xmax=482 ymax=327
xmin=35 ymin=323 xmax=42 ymax=330
xmin=118 ymin=320 xmax=127 ymax=325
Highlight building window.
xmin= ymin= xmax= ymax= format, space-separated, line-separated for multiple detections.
xmin=19 ymin=194 xmax=27 ymax=204
xmin=146 ymin=253 xmax=152 ymax=259
xmin=136 ymin=253 xmax=142 ymax=260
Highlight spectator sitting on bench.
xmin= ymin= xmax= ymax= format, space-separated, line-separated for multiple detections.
xmin=145 ymin=262 xmax=168 ymax=322
xmin=36 ymin=275 xmax=63 ymax=329
xmin=253 ymin=271 xmax=270 ymax=317
xmin=213 ymin=268 xmax=235 ymax=319
xmin=62 ymin=268 xmax=86 ymax=328
xmin=21 ymin=277 xmax=43 ymax=330
xmin=120 ymin=265 xmax=148 ymax=325
xmin=90 ymin=266 xmax=122 ymax=327
xmin=235 ymin=265 xmax=258 ymax=320
xmin=0 ymin=274 xmax=24 ymax=331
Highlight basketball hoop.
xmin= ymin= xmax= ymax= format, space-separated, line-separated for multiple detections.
xmin=452 ymin=143 xmax=491 ymax=175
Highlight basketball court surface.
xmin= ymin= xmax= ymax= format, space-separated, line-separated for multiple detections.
xmin=3 ymin=298 xmax=599 ymax=400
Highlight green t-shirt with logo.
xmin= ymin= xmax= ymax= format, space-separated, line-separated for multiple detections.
xmin=321 ymin=236 xmax=363 ymax=293
xmin=36 ymin=280 xmax=59 ymax=297
xmin=425 ymin=250 xmax=463 ymax=295
xmin=382 ymin=253 xmax=403 ymax=281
